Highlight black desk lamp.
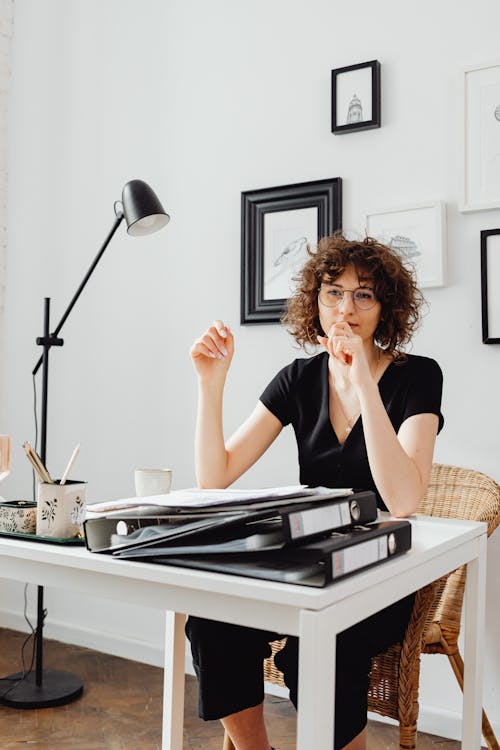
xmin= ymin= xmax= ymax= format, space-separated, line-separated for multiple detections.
xmin=1 ymin=179 xmax=169 ymax=709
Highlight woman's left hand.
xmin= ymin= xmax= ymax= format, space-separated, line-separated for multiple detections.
xmin=317 ymin=322 xmax=373 ymax=385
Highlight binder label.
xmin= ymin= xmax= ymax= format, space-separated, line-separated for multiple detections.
xmin=331 ymin=536 xmax=388 ymax=578
xmin=289 ymin=501 xmax=350 ymax=539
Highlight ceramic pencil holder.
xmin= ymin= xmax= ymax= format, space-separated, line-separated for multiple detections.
xmin=0 ymin=500 xmax=37 ymax=534
xmin=36 ymin=480 xmax=87 ymax=538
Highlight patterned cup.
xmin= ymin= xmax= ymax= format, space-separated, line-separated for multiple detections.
xmin=0 ymin=501 xmax=37 ymax=534
xmin=37 ymin=481 xmax=87 ymax=538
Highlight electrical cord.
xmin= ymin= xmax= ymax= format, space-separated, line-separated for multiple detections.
xmin=0 ymin=584 xmax=45 ymax=699
xmin=0 ymin=375 xmax=43 ymax=699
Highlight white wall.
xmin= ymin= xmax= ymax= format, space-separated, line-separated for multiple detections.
xmin=0 ymin=0 xmax=499 ymax=742
xmin=0 ymin=0 xmax=13 ymax=392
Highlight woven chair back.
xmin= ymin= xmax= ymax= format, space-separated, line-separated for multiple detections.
xmin=420 ymin=463 xmax=500 ymax=649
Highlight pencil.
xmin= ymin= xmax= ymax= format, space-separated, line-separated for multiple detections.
xmin=22 ymin=442 xmax=53 ymax=484
xmin=60 ymin=444 xmax=80 ymax=485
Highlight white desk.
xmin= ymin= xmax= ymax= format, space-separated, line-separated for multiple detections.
xmin=0 ymin=514 xmax=487 ymax=749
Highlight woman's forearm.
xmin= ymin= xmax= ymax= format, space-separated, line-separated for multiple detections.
xmin=195 ymin=379 xmax=230 ymax=488
xmin=357 ymin=381 xmax=428 ymax=516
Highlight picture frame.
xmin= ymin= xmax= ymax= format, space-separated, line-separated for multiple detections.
xmin=460 ymin=61 xmax=500 ymax=212
xmin=365 ymin=201 xmax=446 ymax=289
xmin=241 ymin=178 xmax=342 ymax=324
xmin=331 ymin=60 xmax=381 ymax=134
xmin=480 ymin=228 xmax=500 ymax=343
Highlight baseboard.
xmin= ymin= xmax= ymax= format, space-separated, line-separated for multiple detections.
xmin=264 ymin=682 xmax=289 ymax=698
xmin=0 ymin=608 xmax=165 ymax=669
xmin=0 ymin=608 xmax=230 ymax=686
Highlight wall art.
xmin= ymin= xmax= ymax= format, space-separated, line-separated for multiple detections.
xmin=241 ymin=178 xmax=342 ymax=324
xmin=365 ymin=201 xmax=446 ymax=288
xmin=331 ymin=60 xmax=381 ymax=134
xmin=481 ymin=228 xmax=500 ymax=343
xmin=461 ymin=61 xmax=500 ymax=211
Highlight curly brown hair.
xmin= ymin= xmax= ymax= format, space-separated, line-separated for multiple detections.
xmin=283 ymin=234 xmax=424 ymax=357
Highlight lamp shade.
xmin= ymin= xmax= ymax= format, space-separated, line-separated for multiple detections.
xmin=121 ymin=179 xmax=170 ymax=237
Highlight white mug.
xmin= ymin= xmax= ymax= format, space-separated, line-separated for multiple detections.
xmin=37 ymin=480 xmax=87 ymax=538
xmin=134 ymin=468 xmax=172 ymax=497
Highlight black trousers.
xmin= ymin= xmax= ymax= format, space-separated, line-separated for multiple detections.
xmin=186 ymin=592 xmax=414 ymax=750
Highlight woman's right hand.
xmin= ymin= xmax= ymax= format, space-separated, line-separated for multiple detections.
xmin=190 ymin=320 xmax=234 ymax=382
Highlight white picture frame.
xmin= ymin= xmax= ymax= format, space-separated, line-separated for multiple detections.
xmin=460 ymin=60 xmax=500 ymax=212
xmin=365 ymin=201 xmax=446 ymax=289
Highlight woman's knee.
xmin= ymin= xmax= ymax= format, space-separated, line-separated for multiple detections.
xmin=185 ymin=617 xmax=280 ymax=721
xmin=186 ymin=616 xmax=278 ymax=667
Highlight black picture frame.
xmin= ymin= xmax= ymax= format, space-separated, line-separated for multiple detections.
xmin=331 ymin=60 xmax=381 ymax=134
xmin=481 ymin=228 xmax=500 ymax=344
xmin=241 ymin=178 xmax=342 ymax=324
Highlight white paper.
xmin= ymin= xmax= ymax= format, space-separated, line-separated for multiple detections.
xmin=87 ymin=485 xmax=352 ymax=515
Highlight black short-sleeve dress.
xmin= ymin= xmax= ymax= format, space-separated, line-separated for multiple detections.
xmin=186 ymin=351 xmax=443 ymax=749
xmin=260 ymin=352 xmax=444 ymax=509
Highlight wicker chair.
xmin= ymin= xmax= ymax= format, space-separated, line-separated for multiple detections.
xmin=222 ymin=463 xmax=500 ymax=750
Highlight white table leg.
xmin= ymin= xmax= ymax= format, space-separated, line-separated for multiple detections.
xmin=461 ymin=534 xmax=487 ymax=749
xmin=162 ymin=611 xmax=186 ymax=750
xmin=296 ymin=609 xmax=336 ymax=750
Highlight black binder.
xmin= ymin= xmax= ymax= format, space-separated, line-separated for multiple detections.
xmin=85 ymin=491 xmax=377 ymax=555
xmin=84 ymin=511 xmax=250 ymax=553
xmin=145 ymin=520 xmax=412 ymax=587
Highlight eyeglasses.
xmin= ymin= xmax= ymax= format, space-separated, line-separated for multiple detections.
xmin=318 ymin=285 xmax=378 ymax=310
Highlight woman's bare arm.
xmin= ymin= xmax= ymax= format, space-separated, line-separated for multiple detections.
xmin=358 ymin=380 xmax=438 ymax=516
xmin=191 ymin=320 xmax=282 ymax=488
xmin=196 ymin=398 xmax=282 ymax=488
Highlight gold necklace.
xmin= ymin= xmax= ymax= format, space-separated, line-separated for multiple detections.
xmin=336 ymin=396 xmax=357 ymax=436
xmin=333 ymin=349 xmax=383 ymax=436
xmin=329 ymin=380 xmax=359 ymax=436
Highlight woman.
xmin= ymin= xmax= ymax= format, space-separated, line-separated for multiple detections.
xmin=186 ymin=234 xmax=443 ymax=750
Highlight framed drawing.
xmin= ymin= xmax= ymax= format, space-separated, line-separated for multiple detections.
xmin=481 ymin=228 xmax=500 ymax=343
xmin=331 ymin=60 xmax=381 ymax=134
xmin=241 ymin=178 xmax=342 ymax=324
xmin=461 ymin=61 xmax=500 ymax=211
xmin=365 ymin=201 xmax=446 ymax=288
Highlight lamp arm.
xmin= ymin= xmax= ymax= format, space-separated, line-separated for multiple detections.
xmin=32 ymin=212 xmax=124 ymax=376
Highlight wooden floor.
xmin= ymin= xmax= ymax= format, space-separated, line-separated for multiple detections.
xmin=0 ymin=628 xmax=460 ymax=749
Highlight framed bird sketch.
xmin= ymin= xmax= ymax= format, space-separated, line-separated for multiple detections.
xmin=241 ymin=178 xmax=342 ymax=324
xmin=331 ymin=60 xmax=381 ymax=134
xmin=365 ymin=201 xmax=446 ymax=289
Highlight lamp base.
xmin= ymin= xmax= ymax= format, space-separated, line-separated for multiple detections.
xmin=1 ymin=669 xmax=83 ymax=708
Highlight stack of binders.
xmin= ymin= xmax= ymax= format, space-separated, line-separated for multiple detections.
xmin=84 ymin=487 xmax=412 ymax=587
